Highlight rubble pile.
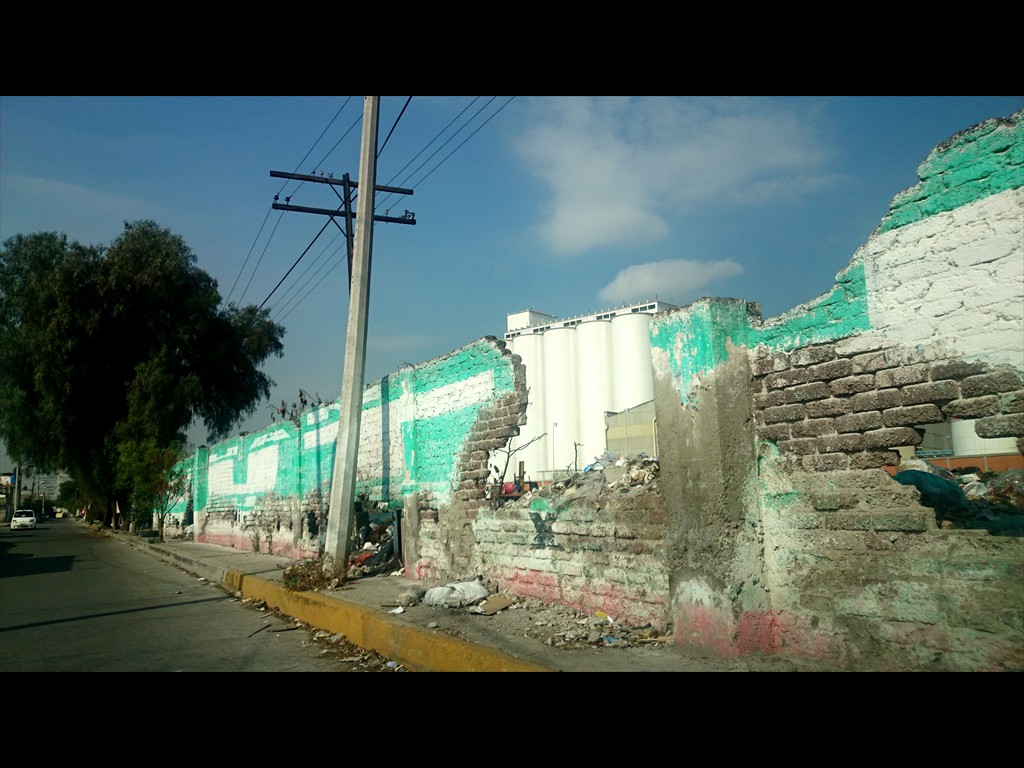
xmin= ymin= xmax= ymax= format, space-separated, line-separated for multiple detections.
xmin=394 ymin=578 xmax=672 ymax=650
xmin=393 ymin=453 xmax=670 ymax=649
xmin=508 ymin=452 xmax=661 ymax=508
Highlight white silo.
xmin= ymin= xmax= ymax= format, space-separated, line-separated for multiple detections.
xmin=542 ymin=326 xmax=578 ymax=477
xmin=507 ymin=332 xmax=546 ymax=483
xmin=575 ymin=319 xmax=613 ymax=467
xmin=611 ymin=312 xmax=655 ymax=412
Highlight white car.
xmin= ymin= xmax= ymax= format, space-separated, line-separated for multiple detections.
xmin=11 ymin=509 xmax=37 ymax=530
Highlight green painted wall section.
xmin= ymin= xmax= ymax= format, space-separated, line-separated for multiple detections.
xmin=406 ymin=406 xmax=482 ymax=484
xmin=879 ymin=111 xmax=1023 ymax=234
xmin=412 ymin=343 xmax=515 ymax=397
xmin=651 ymin=264 xmax=869 ymax=407
xmin=651 ymin=300 xmax=756 ymax=406
xmin=177 ymin=338 xmax=518 ymax=518
xmin=748 ymin=261 xmax=870 ymax=351
xmin=393 ymin=340 xmax=516 ymax=505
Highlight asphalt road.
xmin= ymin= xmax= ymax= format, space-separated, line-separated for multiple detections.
xmin=0 ymin=517 xmax=397 ymax=672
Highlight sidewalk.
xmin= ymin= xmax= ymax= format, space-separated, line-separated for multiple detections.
xmin=109 ymin=527 xmax=833 ymax=672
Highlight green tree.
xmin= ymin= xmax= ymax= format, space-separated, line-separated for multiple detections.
xmin=122 ymin=438 xmax=189 ymax=541
xmin=0 ymin=221 xmax=285 ymax=528
xmin=55 ymin=478 xmax=81 ymax=515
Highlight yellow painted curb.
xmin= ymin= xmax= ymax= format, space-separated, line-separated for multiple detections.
xmin=230 ymin=571 xmax=552 ymax=673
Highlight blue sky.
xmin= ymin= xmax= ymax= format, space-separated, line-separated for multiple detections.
xmin=1 ymin=95 xmax=1021 ymax=449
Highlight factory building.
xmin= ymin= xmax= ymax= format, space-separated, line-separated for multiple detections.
xmin=502 ymin=300 xmax=676 ymax=482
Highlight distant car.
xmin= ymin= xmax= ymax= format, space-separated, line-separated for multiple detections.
xmin=11 ymin=509 xmax=37 ymax=530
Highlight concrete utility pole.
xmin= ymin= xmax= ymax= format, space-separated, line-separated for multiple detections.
xmin=268 ymin=98 xmax=414 ymax=573
xmin=324 ymin=96 xmax=379 ymax=571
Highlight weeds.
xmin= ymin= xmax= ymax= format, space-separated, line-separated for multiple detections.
xmin=283 ymin=556 xmax=344 ymax=591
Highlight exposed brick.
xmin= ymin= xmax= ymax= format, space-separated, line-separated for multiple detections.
xmin=852 ymin=389 xmax=902 ymax=412
xmin=836 ymin=411 xmax=883 ymax=433
xmin=870 ymin=510 xmax=931 ymax=532
xmin=781 ymin=511 xmax=823 ymax=529
xmin=850 ymin=450 xmax=902 ymax=469
xmin=960 ymin=370 xmax=1024 ymax=398
xmin=817 ymin=433 xmax=866 ymax=453
xmin=792 ymin=418 xmax=835 ymax=438
xmin=862 ymin=485 xmax=921 ymax=508
xmin=777 ymin=438 xmax=818 ymax=455
xmin=791 ymin=344 xmax=837 ymax=367
xmin=930 ymin=359 xmax=990 ymax=380
xmin=765 ymin=368 xmax=813 ymax=390
xmin=876 ymin=364 xmax=929 ymax=388
xmin=806 ymin=397 xmax=853 ymax=417
xmin=757 ymin=423 xmax=792 ymax=442
xmin=900 ymin=380 xmax=960 ymax=405
xmin=975 ymin=413 xmax=1024 ymax=438
xmin=811 ymin=489 xmax=860 ymax=510
xmin=864 ymin=428 xmax=922 ymax=449
xmin=824 ymin=511 xmax=873 ymax=530
xmin=851 ymin=349 xmax=913 ymax=374
xmin=754 ymin=390 xmax=786 ymax=409
xmin=813 ymin=453 xmax=851 ymax=471
xmin=807 ymin=359 xmax=853 ymax=381
xmin=1001 ymin=390 xmax=1024 ymax=413
xmin=831 ymin=375 xmax=876 ymax=395
xmin=751 ymin=351 xmax=790 ymax=376
xmin=942 ymin=396 xmax=1001 ymax=419
xmin=882 ymin=404 xmax=945 ymax=427
xmin=763 ymin=404 xmax=806 ymax=424
xmin=751 ymin=377 xmax=765 ymax=395
xmin=784 ymin=382 xmax=833 ymax=403
xmin=835 ymin=336 xmax=884 ymax=357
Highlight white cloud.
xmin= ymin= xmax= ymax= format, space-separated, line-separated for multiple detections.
xmin=514 ymin=97 xmax=838 ymax=256
xmin=597 ymin=258 xmax=744 ymax=306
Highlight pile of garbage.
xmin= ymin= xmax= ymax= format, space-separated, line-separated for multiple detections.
xmin=502 ymin=453 xmax=660 ymax=509
xmin=391 ymin=576 xmax=671 ymax=650
xmin=348 ymin=495 xmax=403 ymax=579
xmin=893 ymin=459 xmax=1024 ymax=536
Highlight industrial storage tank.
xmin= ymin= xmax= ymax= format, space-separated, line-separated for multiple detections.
xmin=542 ymin=326 xmax=578 ymax=476
xmin=575 ymin=319 xmax=613 ymax=467
xmin=611 ymin=312 xmax=655 ymax=412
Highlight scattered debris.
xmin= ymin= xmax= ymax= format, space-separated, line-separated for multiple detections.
xmin=238 ymin=592 xmax=406 ymax=671
xmin=469 ymin=594 xmax=516 ymax=615
xmin=422 ymin=579 xmax=490 ymax=608
xmin=282 ymin=557 xmax=343 ymax=591
xmin=895 ymin=462 xmax=1023 ymax=536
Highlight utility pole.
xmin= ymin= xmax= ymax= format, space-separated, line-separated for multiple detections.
xmin=324 ymin=96 xmax=378 ymax=572
xmin=268 ymin=97 xmax=415 ymax=573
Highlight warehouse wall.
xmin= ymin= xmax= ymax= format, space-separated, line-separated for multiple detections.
xmin=650 ymin=111 xmax=1023 ymax=670
xmin=178 ymin=336 xmax=527 ymax=563
xmin=162 ymin=110 xmax=1022 ymax=670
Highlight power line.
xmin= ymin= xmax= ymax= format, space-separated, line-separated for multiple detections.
xmin=224 ymin=205 xmax=276 ymax=306
xmin=226 ymin=98 xmax=356 ymax=307
xmin=237 ymin=209 xmax=286 ymax=305
xmin=257 ymin=216 xmax=334 ymax=312
xmin=269 ymin=232 xmax=345 ymax=323
xmin=378 ymin=96 xmax=413 ymax=159
xmin=412 ymin=96 xmax=516 ymax=188
xmin=259 ymin=97 xmax=514 ymax=320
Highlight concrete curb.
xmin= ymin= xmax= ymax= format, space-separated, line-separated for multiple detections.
xmin=125 ymin=534 xmax=553 ymax=672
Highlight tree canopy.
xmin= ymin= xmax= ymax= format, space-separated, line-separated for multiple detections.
xmin=0 ymin=221 xmax=285 ymax=524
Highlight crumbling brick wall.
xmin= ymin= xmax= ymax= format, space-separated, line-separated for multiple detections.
xmin=411 ymin=340 xmax=529 ymax=580
xmin=651 ymin=110 xmax=1023 ymax=670
xmin=470 ymin=474 xmax=671 ymax=631
xmin=189 ymin=337 xmax=527 ymax=564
